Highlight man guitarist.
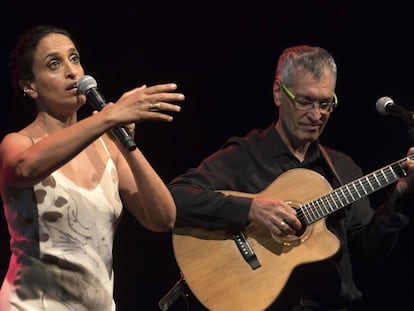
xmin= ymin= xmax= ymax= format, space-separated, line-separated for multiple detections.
xmin=168 ymin=45 xmax=414 ymax=311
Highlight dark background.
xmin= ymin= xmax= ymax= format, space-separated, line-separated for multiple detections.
xmin=1 ymin=1 xmax=413 ymax=310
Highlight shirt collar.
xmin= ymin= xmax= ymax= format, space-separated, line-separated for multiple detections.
xmin=264 ymin=121 xmax=321 ymax=162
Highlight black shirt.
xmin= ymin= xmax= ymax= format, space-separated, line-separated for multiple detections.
xmin=168 ymin=122 xmax=412 ymax=310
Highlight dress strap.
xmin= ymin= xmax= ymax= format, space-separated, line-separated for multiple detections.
xmin=99 ymin=137 xmax=111 ymax=158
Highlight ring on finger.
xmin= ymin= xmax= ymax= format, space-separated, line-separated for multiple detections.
xmin=148 ymin=102 xmax=161 ymax=111
xmin=280 ymin=221 xmax=286 ymax=228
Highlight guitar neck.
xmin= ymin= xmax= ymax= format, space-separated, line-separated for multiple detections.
xmin=299 ymin=155 xmax=413 ymax=224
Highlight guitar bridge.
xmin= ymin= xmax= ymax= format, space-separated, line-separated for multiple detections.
xmin=233 ymin=231 xmax=261 ymax=270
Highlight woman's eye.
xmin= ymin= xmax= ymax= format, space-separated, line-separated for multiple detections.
xmin=48 ymin=60 xmax=60 ymax=69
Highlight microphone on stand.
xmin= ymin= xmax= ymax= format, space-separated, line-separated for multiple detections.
xmin=376 ymin=96 xmax=414 ymax=143
xmin=376 ymin=96 xmax=414 ymax=126
xmin=77 ymin=75 xmax=137 ymax=151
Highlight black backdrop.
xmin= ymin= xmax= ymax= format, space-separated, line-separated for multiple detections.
xmin=1 ymin=1 xmax=414 ymax=310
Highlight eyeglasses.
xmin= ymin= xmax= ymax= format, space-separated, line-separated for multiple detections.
xmin=280 ymin=81 xmax=338 ymax=113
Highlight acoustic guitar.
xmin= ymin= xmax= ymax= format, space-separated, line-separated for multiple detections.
xmin=173 ymin=155 xmax=412 ymax=311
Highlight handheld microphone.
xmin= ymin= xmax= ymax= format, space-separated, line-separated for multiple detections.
xmin=376 ymin=96 xmax=414 ymax=126
xmin=77 ymin=75 xmax=137 ymax=151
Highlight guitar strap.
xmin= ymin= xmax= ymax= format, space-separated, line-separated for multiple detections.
xmin=319 ymin=144 xmax=344 ymax=186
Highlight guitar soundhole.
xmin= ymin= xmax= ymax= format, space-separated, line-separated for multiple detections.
xmin=271 ymin=201 xmax=313 ymax=247
xmin=295 ymin=222 xmax=307 ymax=237
xmin=271 ymin=224 xmax=313 ymax=246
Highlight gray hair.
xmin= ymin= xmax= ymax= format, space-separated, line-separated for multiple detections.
xmin=275 ymin=45 xmax=337 ymax=86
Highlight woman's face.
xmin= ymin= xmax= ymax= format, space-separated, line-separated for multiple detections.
xmin=24 ymin=33 xmax=86 ymax=115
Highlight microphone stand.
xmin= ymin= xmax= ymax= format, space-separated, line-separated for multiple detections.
xmin=158 ymin=272 xmax=190 ymax=311
xmin=408 ymin=126 xmax=414 ymax=145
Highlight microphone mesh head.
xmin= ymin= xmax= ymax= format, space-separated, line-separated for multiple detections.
xmin=376 ymin=96 xmax=393 ymax=115
xmin=77 ymin=75 xmax=97 ymax=94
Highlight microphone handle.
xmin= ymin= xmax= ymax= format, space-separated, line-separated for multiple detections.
xmin=86 ymin=88 xmax=137 ymax=151
xmin=111 ymin=127 xmax=137 ymax=151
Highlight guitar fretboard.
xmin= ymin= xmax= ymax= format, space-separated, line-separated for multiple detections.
xmin=298 ymin=155 xmax=413 ymax=225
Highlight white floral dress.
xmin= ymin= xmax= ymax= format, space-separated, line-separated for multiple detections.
xmin=0 ymin=139 xmax=123 ymax=311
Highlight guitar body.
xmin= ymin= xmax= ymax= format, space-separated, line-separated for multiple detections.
xmin=173 ymin=168 xmax=341 ymax=311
